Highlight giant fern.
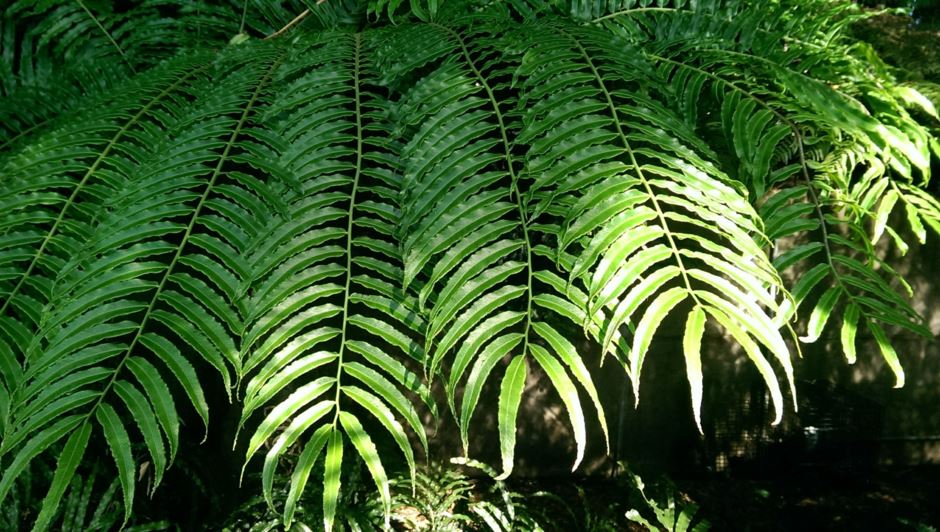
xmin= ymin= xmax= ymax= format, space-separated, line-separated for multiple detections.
xmin=236 ymin=32 xmax=434 ymax=530
xmin=0 ymin=1 xmax=937 ymax=530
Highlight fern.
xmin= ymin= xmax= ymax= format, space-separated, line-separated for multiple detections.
xmin=513 ymin=19 xmax=794 ymax=432
xmin=0 ymin=43 xmax=288 ymax=528
xmin=376 ymin=17 xmax=613 ymax=477
xmin=0 ymin=0 xmax=358 ymax=144
xmin=235 ymin=32 xmax=433 ymax=530
xmin=0 ymin=1 xmax=937 ymax=530
xmin=595 ymin=0 xmax=936 ymax=386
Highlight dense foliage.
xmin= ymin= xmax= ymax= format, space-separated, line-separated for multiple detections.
xmin=1 ymin=0 xmax=938 ymax=529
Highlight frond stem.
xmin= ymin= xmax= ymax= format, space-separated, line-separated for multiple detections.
xmin=592 ymin=6 xmax=678 ymax=23
xmin=264 ymin=8 xmax=312 ymax=40
xmin=436 ymin=24 xmax=535 ymax=360
xmin=707 ymin=48 xmax=864 ymax=110
xmin=331 ymin=33 xmax=364 ymax=426
xmin=563 ymin=30 xmax=704 ymax=310
xmin=76 ymin=0 xmax=135 ymax=73
xmin=0 ymin=117 xmax=54 ymax=152
xmin=239 ymin=0 xmax=249 ymax=34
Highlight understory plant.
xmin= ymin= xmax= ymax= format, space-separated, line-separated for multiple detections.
xmin=624 ymin=468 xmax=709 ymax=532
xmin=0 ymin=0 xmax=938 ymax=529
xmin=224 ymin=458 xmax=548 ymax=531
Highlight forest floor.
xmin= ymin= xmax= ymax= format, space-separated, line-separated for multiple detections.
xmin=520 ymin=464 xmax=940 ymax=531
xmin=675 ymin=466 xmax=940 ymax=531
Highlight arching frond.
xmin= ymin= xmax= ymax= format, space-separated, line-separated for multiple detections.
xmin=514 ymin=20 xmax=794 ymax=430
xmin=0 ymin=43 xmax=287 ymax=528
xmin=596 ymin=1 xmax=936 ymax=381
xmin=383 ymin=18 xmax=609 ymax=477
xmin=0 ymin=2 xmax=937 ymax=530
xmin=236 ymin=33 xmax=431 ymax=530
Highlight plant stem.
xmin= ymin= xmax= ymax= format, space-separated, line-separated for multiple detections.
xmin=76 ymin=0 xmax=135 ymax=73
xmin=331 ymin=33 xmax=364 ymax=426
xmin=265 ymin=8 xmax=313 ymax=40
xmin=436 ymin=24 xmax=535 ymax=367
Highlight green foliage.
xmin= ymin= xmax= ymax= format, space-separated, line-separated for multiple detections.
xmin=387 ymin=458 xmax=549 ymax=531
xmin=1 ymin=460 xmax=170 ymax=531
xmin=224 ymin=458 xmax=548 ymax=531
xmin=897 ymin=517 xmax=939 ymax=532
xmin=388 ymin=462 xmax=477 ymax=531
xmin=224 ymin=460 xmax=385 ymax=531
xmin=624 ymin=467 xmax=709 ymax=532
xmin=0 ymin=0 xmax=938 ymax=529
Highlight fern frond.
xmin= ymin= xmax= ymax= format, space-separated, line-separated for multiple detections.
xmin=0 ymin=53 xmax=215 ymax=396
xmin=0 ymin=44 xmax=289 ymax=530
xmin=235 ymin=33 xmax=431 ymax=531
xmin=385 ymin=18 xmax=608 ymax=477
xmin=592 ymin=0 xmax=938 ymax=388
xmin=515 ymin=20 xmax=794 ymax=430
xmin=602 ymin=0 xmax=933 ymax=179
xmin=764 ymin=183 xmax=930 ymax=384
